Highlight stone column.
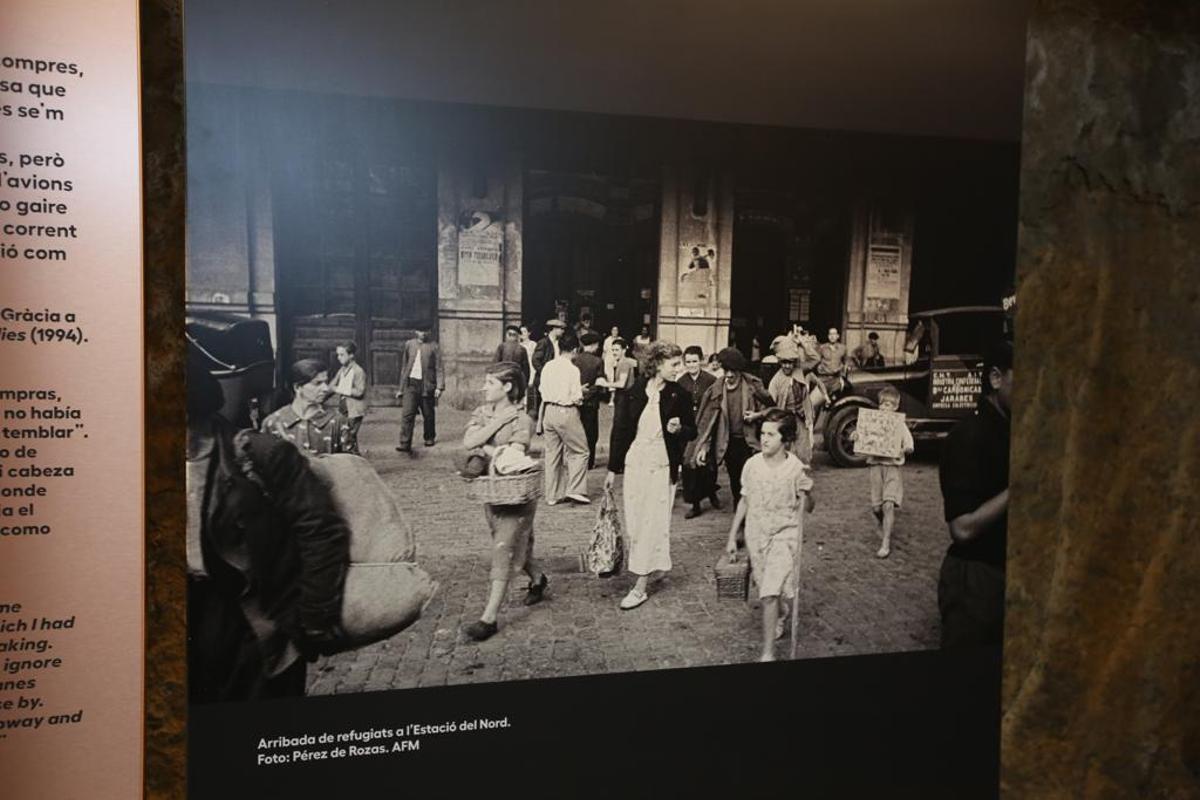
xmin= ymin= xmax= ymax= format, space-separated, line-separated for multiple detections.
xmin=1001 ymin=4 xmax=1200 ymax=798
xmin=436 ymin=154 xmax=523 ymax=407
xmin=655 ymin=163 xmax=733 ymax=356
xmin=842 ymin=202 xmax=914 ymax=364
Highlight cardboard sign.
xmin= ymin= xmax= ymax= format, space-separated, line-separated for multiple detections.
xmin=854 ymin=408 xmax=907 ymax=459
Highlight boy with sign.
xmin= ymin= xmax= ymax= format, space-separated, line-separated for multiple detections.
xmin=851 ymin=386 xmax=914 ymax=558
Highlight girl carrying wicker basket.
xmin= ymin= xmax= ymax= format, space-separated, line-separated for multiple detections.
xmin=460 ymin=361 xmax=549 ymax=641
xmin=725 ymin=408 xmax=814 ymax=661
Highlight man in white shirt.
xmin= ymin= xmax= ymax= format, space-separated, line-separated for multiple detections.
xmin=536 ymin=331 xmax=590 ymax=505
xmin=395 ymin=327 xmax=444 ymax=453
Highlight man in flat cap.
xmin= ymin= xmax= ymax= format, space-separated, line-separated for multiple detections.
xmin=529 ymin=318 xmax=567 ymax=419
xmin=693 ymin=347 xmax=775 ymax=512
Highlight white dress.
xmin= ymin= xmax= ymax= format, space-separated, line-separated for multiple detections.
xmin=623 ymin=384 xmax=674 ymax=575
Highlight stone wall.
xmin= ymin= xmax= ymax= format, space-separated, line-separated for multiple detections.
xmin=436 ymin=155 xmax=524 ymax=408
xmin=843 ymin=202 xmax=915 ymax=363
xmin=1002 ymin=2 xmax=1200 ymax=797
xmin=656 ymin=163 xmax=734 ymax=357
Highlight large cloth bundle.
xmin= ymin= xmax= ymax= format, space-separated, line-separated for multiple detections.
xmin=307 ymin=454 xmax=417 ymax=563
xmin=338 ymin=562 xmax=437 ymax=649
xmin=583 ymin=488 xmax=624 ymax=577
xmin=308 ymin=454 xmax=437 ymax=648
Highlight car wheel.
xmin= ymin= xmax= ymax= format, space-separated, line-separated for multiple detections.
xmin=827 ymin=405 xmax=869 ymax=468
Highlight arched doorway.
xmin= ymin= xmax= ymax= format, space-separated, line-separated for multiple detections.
xmin=522 ymin=169 xmax=660 ymax=339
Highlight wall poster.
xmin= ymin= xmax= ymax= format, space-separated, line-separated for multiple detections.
xmin=679 ymin=243 xmax=716 ymax=304
xmin=456 ymin=210 xmax=503 ymax=287
xmin=864 ymin=242 xmax=902 ymax=312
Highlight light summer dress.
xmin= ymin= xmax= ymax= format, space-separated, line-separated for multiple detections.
xmin=623 ymin=383 xmax=674 ymax=575
xmin=740 ymin=452 xmax=813 ymax=599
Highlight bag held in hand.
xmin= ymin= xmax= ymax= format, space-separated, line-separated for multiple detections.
xmin=584 ymin=487 xmax=624 ymax=577
xmin=714 ymin=552 xmax=750 ymax=600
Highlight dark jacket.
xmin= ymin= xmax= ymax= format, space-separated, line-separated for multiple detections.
xmin=530 ymin=336 xmax=558 ymax=390
xmin=199 ymin=416 xmax=350 ymax=684
xmin=494 ymin=340 xmax=531 ymax=381
xmin=608 ymin=377 xmax=698 ymax=483
xmin=678 ymin=370 xmax=717 ymax=464
xmin=398 ymin=338 xmax=444 ymax=396
xmin=677 ymin=370 xmax=716 ymax=414
xmin=573 ymin=351 xmax=606 ymax=406
xmin=693 ymin=372 xmax=774 ymax=465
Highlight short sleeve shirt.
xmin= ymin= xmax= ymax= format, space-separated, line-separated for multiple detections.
xmin=465 ymin=403 xmax=533 ymax=451
xmin=741 ymin=453 xmax=813 ymax=539
xmin=938 ymin=399 xmax=1010 ymax=568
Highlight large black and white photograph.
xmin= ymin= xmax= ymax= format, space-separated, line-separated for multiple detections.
xmin=185 ymin=10 xmax=1019 ymax=703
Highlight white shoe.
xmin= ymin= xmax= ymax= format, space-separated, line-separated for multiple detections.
xmin=566 ymin=493 xmax=591 ymax=505
xmin=619 ymin=588 xmax=648 ymax=610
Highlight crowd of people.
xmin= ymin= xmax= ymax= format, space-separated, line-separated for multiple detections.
xmin=187 ymin=314 xmax=1013 ymax=700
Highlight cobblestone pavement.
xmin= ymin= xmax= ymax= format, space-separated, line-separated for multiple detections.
xmin=307 ymin=403 xmax=948 ymax=695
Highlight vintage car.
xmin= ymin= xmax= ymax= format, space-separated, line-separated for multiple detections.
xmin=821 ymin=306 xmax=1007 ymax=467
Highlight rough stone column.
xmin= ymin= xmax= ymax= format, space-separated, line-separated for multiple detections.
xmin=436 ymin=154 xmax=523 ymax=408
xmin=656 ymin=163 xmax=733 ymax=356
xmin=1002 ymin=3 xmax=1200 ymax=797
xmin=842 ymin=203 xmax=914 ymax=363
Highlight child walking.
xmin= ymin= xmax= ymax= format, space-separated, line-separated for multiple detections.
xmin=855 ymin=385 xmax=915 ymax=558
xmin=332 ymin=341 xmax=367 ymax=454
xmin=726 ymin=408 xmax=814 ymax=662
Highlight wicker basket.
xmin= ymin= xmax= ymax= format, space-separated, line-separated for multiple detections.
xmin=714 ymin=552 xmax=750 ymax=600
xmin=463 ymin=465 xmax=543 ymax=506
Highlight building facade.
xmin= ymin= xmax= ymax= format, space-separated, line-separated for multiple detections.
xmin=187 ymin=86 xmax=1017 ymax=407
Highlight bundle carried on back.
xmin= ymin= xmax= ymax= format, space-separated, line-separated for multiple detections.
xmin=306 ymin=453 xmax=438 ymax=650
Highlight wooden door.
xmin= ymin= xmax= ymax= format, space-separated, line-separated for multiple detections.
xmin=276 ymin=112 xmax=436 ymax=406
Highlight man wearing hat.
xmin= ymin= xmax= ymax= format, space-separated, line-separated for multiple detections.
xmin=529 ymin=318 xmax=567 ymax=418
xmin=768 ymin=337 xmax=826 ymax=464
xmin=693 ymin=347 xmax=776 ymax=510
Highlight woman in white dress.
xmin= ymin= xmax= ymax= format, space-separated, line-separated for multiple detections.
xmin=604 ymin=341 xmax=697 ymax=610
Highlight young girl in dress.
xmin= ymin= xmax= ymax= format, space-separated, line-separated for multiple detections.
xmin=725 ymin=408 xmax=815 ymax=661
